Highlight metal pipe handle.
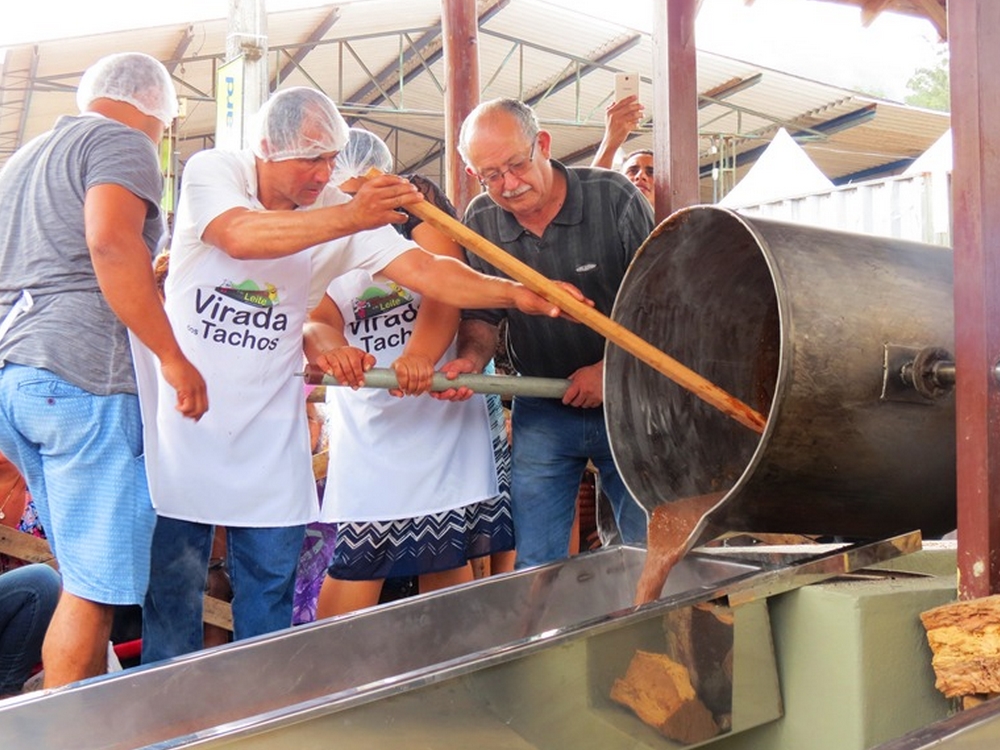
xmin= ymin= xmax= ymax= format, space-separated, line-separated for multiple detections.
xmin=301 ymin=366 xmax=570 ymax=399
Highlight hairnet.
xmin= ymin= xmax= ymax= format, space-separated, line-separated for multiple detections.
xmin=330 ymin=128 xmax=394 ymax=187
xmin=76 ymin=52 xmax=179 ymax=127
xmin=250 ymin=87 xmax=349 ymax=162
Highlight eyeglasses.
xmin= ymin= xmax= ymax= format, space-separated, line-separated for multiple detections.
xmin=475 ymin=139 xmax=537 ymax=189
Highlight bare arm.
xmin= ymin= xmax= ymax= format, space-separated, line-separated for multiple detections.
xmin=592 ymin=95 xmax=643 ymax=169
xmin=456 ymin=319 xmax=501 ymax=373
xmin=85 ymin=184 xmax=208 ymax=420
xmin=382 ymin=247 xmax=577 ymax=316
xmin=431 ymin=318 xmax=501 ymax=402
xmin=391 ymin=221 xmax=464 ymax=393
xmin=202 ymin=174 xmax=422 ymax=260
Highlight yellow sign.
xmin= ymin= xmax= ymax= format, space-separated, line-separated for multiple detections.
xmin=160 ymin=133 xmax=175 ymax=215
xmin=216 ymin=57 xmax=244 ymax=150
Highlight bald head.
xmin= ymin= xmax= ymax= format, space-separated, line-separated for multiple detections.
xmin=458 ymin=98 xmax=538 ymax=165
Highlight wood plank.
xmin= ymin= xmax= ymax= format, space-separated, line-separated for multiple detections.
xmin=0 ymin=527 xmax=233 ymax=631
xmin=202 ymin=593 xmax=234 ymax=631
xmin=313 ymin=449 xmax=329 ymax=482
xmin=0 ymin=526 xmax=57 ymax=567
xmin=610 ymin=649 xmax=720 ymax=744
xmin=920 ymin=594 xmax=1000 ymax=697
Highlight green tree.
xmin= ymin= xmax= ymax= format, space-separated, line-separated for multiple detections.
xmin=905 ymin=48 xmax=950 ymax=112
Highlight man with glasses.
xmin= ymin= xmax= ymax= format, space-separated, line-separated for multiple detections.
xmin=441 ymin=97 xmax=655 ymax=569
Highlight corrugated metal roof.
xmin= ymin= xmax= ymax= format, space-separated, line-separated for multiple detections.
xmin=0 ymin=0 xmax=949 ymax=202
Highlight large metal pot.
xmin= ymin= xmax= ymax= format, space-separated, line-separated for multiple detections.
xmin=605 ymin=205 xmax=955 ymax=542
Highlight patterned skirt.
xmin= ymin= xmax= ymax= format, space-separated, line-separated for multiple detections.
xmin=327 ymin=392 xmax=514 ymax=581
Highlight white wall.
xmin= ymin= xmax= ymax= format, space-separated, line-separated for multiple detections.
xmin=733 ymin=171 xmax=952 ymax=248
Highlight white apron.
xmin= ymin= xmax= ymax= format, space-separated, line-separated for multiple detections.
xmin=133 ymin=249 xmax=317 ymax=526
xmin=321 ymin=269 xmax=497 ymax=523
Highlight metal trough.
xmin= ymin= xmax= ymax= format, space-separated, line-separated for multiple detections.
xmin=0 ymin=534 xmax=917 ymax=749
xmin=870 ymin=696 xmax=1000 ymax=749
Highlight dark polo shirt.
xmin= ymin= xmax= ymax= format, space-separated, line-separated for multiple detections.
xmin=462 ymin=160 xmax=654 ymax=379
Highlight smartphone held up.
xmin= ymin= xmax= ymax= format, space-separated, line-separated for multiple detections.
xmin=614 ymin=71 xmax=639 ymax=103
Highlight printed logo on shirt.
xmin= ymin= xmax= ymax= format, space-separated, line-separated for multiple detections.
xmin=346 ymin=282 xmax=418 ymax=354
xmin=216 ymin=279 xmax=280 ymax=308
xmin=190 ymin=278 xmax=288 ymax=352
xmin=352 ymin=282 xmax=413 ymax=320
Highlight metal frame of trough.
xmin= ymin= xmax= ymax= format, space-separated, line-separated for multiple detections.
xmin=0 ymin=532 xmax=919 ymax=750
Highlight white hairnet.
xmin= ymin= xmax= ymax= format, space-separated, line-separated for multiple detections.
xmin=76 ymin=52 xmax=178 ymax=127
xmin=330 ymin=128 xmax=394 ymax=187
xmin=250 ymin=87 xmax=349 ymax=162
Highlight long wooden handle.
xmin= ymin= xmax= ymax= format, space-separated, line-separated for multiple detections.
xmin=403 ymin=197 xmax=766 ymax=433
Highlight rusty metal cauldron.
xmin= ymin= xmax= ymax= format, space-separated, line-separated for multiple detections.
xmin=605 ymin=205 xmax=956 ymax=542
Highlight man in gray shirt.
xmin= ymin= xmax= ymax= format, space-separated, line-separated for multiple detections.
xmin=0 ymin=52 xmax=206 ymax=689
xmin=441 ymin=98 xmax=654 ymax=569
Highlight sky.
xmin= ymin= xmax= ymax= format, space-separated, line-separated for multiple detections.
xmin=553 ymin=0 xmax=946 ymax=102
xmin=0 ymin=0 xmax=945 ymax=103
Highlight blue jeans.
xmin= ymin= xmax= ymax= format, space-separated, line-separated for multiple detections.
xmin=510 ymin=397 xmax=648 ymax=569
xmin=0 ymin=564 xmax=61 ymax=695
xmin=141 ymin=517 xmax=306 ymax=664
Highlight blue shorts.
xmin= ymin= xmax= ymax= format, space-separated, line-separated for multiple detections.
xmin=0 ymin=364 xmax=155 ymax=605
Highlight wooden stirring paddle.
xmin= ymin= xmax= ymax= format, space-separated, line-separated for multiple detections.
xmin=378 ymin=171 xmax=767 ymax=433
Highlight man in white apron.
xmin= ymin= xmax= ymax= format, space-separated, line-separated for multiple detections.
xmin=137 ymin=87 xmax=582 ymax=663
xmin=0 ymin=53 xmax=207 ymax=689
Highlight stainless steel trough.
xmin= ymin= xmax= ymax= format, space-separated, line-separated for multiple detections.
xmin=0 ymin=533 xmax=917 ymax=750
xmin=870 ymin=695 xmax=1000 ymax=749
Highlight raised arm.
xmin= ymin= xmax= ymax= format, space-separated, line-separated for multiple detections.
xmin=592 ymin=95 xmax=644 ymax=169
xmin=202 ymin=173 xmax=423 ymax=260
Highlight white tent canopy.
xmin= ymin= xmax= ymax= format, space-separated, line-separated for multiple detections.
xmin=903 ymin=128 xmax=952 ymax=175
xmin=718 ymin=127 xmax=834 ymax=208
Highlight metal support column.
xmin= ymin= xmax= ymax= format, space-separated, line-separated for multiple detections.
xmin=651 ymin=0 xmax=701 ymax=221
xmin=224 ymin=0 xmax=269 ymax=148
xmin=950 ymin=0 xmax=1000 ymax=599
xmin=441 ymin=0 xmax=481 ymax=215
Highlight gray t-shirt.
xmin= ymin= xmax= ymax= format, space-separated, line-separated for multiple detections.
xmin=0 ymin=114 xmax=165 ymax=395
xmin=462 ymin=161 xmax=654 ymax=379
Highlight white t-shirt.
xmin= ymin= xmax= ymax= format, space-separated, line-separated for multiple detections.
xmin=133 ymin=148 xmax=415 ymax=526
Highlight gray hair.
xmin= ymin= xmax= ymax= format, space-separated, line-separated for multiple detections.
xmin=457 ymin=98 xmax=539 ymax=165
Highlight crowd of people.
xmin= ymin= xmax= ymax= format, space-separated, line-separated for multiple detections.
xmin=0 ymin=50 xmax=653 ymax=697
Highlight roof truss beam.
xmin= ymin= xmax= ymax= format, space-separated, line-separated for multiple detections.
xmin=698 ymin=103 xmax=878 ymax=178
xmin=0 ymin=46 xmax=39 ymax=158
xmin=271 ymin=7 xmax=341 ymax=90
